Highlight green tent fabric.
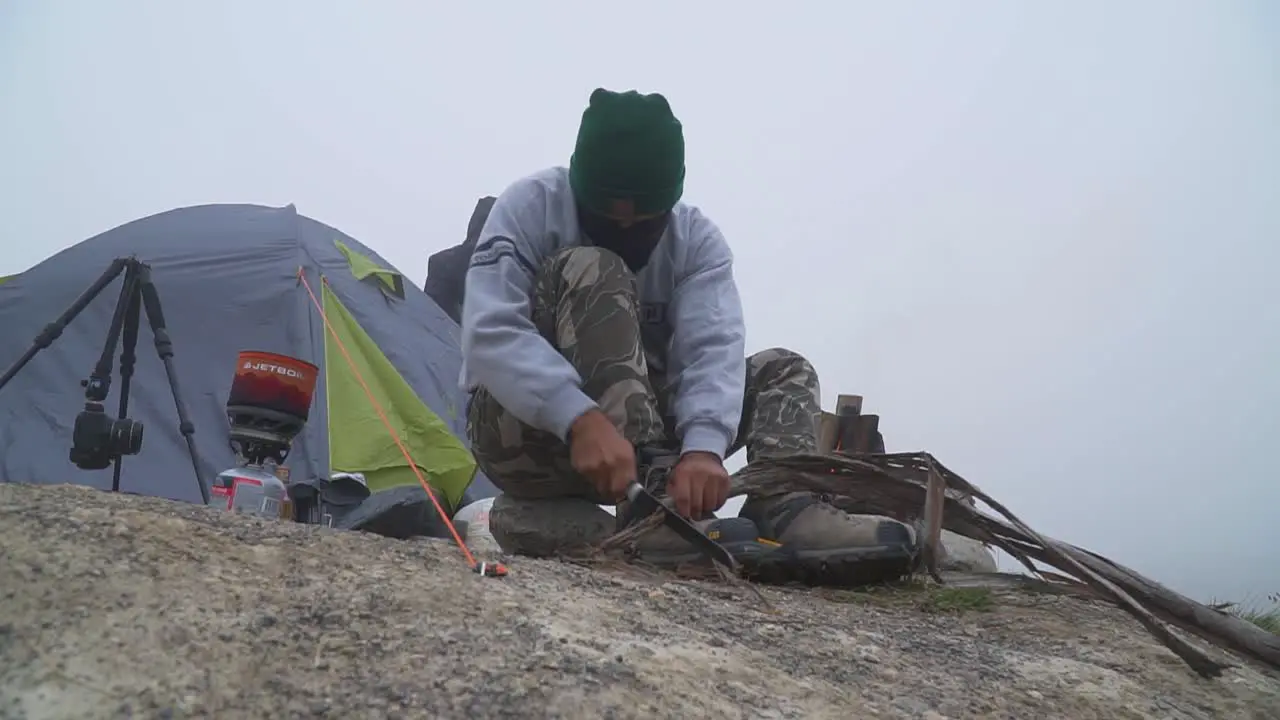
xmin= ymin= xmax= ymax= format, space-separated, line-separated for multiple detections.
xmin=322 ymin=282 xmax=477 ymax=511
xmin=335 ymin=239 xmax=405 ymax=299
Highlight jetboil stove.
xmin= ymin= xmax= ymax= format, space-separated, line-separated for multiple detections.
xmin=213 ymin=350 xmax=319 ymax=520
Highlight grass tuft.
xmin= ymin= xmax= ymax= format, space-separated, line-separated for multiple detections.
xmin=1209 ymin=592 xmax=1280 ymax=635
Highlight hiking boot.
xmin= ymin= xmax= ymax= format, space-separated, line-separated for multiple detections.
xmin=620 ymin=513 xmax=779 ymax=568
xmin=488 ymin=494 xmax=615 ymax=558
xmin=616 ymin=446 xmax=782 ymax=568
xmin=739 ymin=491 xmax=918 ymax=587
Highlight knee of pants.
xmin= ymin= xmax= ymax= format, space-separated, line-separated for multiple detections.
xmin=747 ymin=347 xmax=821 ymax=397
xmin=542 ymin=246 xmax=635 ymax=287
xmin=749 ymin=347 xmax=817 ymax=375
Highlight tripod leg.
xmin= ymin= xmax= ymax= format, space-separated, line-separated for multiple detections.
xmin=135 ymin=263 xmax=211 ymax=505
xmin=111 ymin=283 xmax=143 ymax=493
xmin=83 ymin=262 xmax=140 ymax=404
xmin=0 ymin=257 xmax=129 ymax=394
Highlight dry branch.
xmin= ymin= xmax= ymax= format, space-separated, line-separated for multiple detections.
xmin=727 ymin=451 xmax=1280 ymax=679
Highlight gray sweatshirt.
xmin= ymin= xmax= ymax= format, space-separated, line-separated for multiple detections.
xmin=459 ymin=166 xmax=747 ymax=460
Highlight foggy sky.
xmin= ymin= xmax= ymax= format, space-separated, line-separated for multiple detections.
xmin=2 ymin=2 xmax=1276 ymax=605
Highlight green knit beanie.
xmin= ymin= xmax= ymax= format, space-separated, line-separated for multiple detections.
xmin=569 ymin=88 xmax=686 ymax=218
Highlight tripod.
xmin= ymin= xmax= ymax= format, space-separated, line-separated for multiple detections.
xmin=0 ymin=256 xmax=210 ymax=504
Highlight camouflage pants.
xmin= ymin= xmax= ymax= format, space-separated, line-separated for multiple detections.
xmin=466 ymin=246 xmax=821 ymax=504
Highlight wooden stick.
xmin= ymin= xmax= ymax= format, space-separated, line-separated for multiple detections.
xmin=917 ymin=456 xmax=947 ymax=582
xmin=728 ymin=452 xmax=1280 ymax=678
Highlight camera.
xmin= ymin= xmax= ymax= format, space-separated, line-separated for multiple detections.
xmin=69 ymin=401 xmax=144 ymax=470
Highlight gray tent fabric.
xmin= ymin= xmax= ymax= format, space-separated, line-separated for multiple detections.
xmin=423 ymin=196 xmax=495 ymax=324
xmin=0 ymin=203 xmax=498 ymax=508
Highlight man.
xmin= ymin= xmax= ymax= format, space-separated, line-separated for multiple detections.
xmin=460 ymin=88 xmax=916 ymax=583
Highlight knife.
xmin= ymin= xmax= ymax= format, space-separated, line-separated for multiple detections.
xmin=624 ymin=480 xmax=738 ymax=572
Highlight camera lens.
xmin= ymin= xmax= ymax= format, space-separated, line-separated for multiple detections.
xmin=110 ymin=418 xmax=144 ymax=456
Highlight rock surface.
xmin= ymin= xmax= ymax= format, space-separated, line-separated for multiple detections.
xmin=2 ymin=483 xmax=1278 ymax=720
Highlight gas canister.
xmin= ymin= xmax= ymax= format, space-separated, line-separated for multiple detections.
xmin=212 ymin=464 xmax=292 ymax=520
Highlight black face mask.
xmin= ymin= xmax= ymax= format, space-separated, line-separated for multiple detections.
xmin=577 ymin=207 xmax=670 ymax=274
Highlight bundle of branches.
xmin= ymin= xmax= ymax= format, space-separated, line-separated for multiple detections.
xmin=727 ymin=451 xmax=1280 ymax=679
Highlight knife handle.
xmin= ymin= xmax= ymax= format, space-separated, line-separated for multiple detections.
xmin=625 ymin=482 xmax=644 ymax=503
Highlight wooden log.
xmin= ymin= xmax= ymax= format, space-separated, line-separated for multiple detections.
xmin=835 ymin=394 xmax=863 ymax=416
xmin=833 ymin=394 xmax=863 ymax=452
xmin=817 ymin=412 xmax=839 ymax=454
xmin=856 ymin=414 xmax=885 ymax=454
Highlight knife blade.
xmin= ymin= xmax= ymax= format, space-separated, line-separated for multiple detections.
xmin=625 ymin=481 xmax=738 ymax=571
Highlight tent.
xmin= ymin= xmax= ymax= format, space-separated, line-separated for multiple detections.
xmin=0 ymin=203 xmax=498 ymax=521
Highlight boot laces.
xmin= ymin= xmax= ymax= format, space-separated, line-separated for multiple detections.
xmin=815 ymin=492 xmax=842 ymax=515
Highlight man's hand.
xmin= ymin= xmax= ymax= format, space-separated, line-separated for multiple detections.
xmin=668 ymin=451 xmax=730 ymax=520
xmin=568 ymin=409 xmax=636 ymax=502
